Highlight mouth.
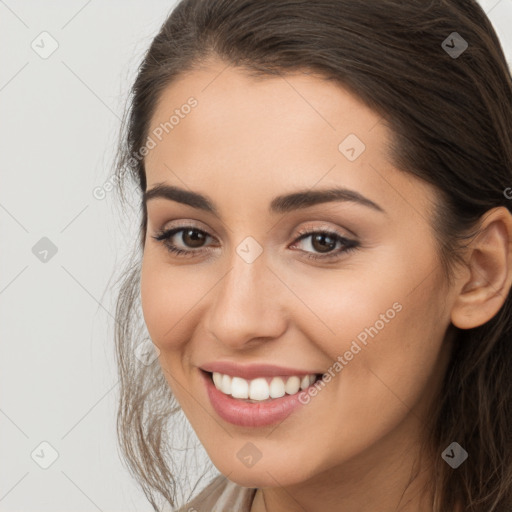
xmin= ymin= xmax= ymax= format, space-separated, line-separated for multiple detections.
xmin=205 ymin=370 xmax=323 ymax=402
xmin=200 ymin=369 xmax=324 ymax=427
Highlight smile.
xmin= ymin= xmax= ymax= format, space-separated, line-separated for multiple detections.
xmin=200 ymin=366 xmax=324 ymax=427
xmin=211 ymin=372 xmax=318 ymax=402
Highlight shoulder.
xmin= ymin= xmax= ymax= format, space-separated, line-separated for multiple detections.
xmin=174 ymin=474 xmax=257 ymax=512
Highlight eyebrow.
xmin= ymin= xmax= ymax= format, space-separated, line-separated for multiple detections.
xmin=144 ymin=183 xmax=385 ymax=215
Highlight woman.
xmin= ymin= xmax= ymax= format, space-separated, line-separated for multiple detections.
xmin=112 ymin=1 xmax=512 ymax=510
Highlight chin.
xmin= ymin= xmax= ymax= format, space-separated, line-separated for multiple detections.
xmin=213 ymin=457 xmax=316 ymax=489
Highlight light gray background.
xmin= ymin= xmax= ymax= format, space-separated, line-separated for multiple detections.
xmin=1 ymin=1 xmax=511 ymax=511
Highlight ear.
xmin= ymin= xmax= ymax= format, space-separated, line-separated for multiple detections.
xmin=451 ymin=207 xmax=512 ymax=329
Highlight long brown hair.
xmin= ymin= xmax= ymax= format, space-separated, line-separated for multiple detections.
xmin=112 ymin=1 xmax=512 ymax=510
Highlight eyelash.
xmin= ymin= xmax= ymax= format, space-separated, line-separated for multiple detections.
xmin=152 ymin=224 xmax=360 ymax=262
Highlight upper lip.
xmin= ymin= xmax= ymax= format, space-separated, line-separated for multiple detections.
xmin=200 ymin=361 xmax=321 ymax=380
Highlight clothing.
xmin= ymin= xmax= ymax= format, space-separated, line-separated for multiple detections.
xmin=175 ymin=474 xmax=257 ymax=512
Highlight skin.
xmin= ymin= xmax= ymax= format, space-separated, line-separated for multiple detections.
xmin=140 ymin=56 xmax=512 ymax=512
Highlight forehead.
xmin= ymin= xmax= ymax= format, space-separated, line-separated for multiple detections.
xmin=147 ymin=60 xmax=385 ymax=158
xmin=144 ymin=58 xmax=436 ymax=218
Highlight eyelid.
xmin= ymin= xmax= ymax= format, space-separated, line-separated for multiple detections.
xmin=293 ymin=221 xmax=356 ymax=240
xmin=155 ymin=220 xmax=355 ymax=244
xmin=289 ymin=224 xmax=359 ymax=258
xmin=152 ymin=220 xmax=360 ymax=264
xmin=155 ymin=219 xmax=215 ymax=240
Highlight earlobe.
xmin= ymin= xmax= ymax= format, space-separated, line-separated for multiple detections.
xmin=450 ymin=207 xmax=512 ymax=330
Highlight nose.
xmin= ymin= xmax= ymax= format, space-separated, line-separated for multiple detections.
xmin=203 ymin=248 xmax=288 ymax=349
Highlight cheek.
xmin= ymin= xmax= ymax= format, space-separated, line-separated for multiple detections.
xmin=330 ymin=272 xmax=449 ymax=422
xmin=140 ymin=254 xmax=197 ymax=401
xmin=290 ymin=247 xmax=448 ymax=387
xmin=140 ymin=250 xmax=214 ymax=352
xmin=140 ymin=253 xmax=184 ymax=350
xmin=285 ymin=261 xmax=402 ymax=353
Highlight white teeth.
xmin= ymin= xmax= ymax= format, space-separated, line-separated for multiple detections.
xmin=220 ymin=374 xmax=232 ymax=395
xmin=211 ymin=372 xmax=317 ymax=401
xmin=212 ymin=372 xmax=223 ymax=389
xmin=249 ymin=378 xmax=269 ymax=401
xmin=269 ymin=377 xmax=285 ymax=398
xmin=231 ymin=377 xmax=249 ymax=399
xmin=284 ymin=376 xmax=300 ymax=395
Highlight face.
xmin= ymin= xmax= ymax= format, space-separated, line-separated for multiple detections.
xmin=140 ymin=57 xmax=457 ymax=490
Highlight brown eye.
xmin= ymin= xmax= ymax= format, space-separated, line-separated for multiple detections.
xmin=310 ymin=233 xmax=337 ymax=253
xmin=291 ymin=229 xmax=360 ymax=262
xmin=152 ymin=226 xmax=214 ymax=257
xmin=181 ymin=228 xmax=207 ymax=248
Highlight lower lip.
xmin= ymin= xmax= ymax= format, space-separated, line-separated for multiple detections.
xmin=201 ymin=370 xmax=312 ymax=428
